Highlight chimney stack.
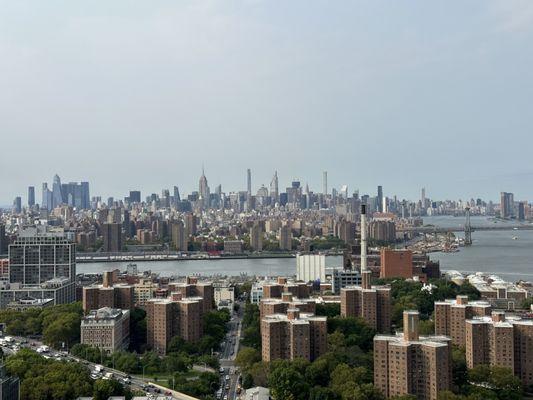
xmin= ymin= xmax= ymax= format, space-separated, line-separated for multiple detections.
xmin=360 ymin=204 xmax=367 ymax=272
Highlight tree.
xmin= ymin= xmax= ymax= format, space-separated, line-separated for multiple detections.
xmin=305 ymin=358 xmax=331 ymax=388
xmin=93 ymin=379 xmax=126 ymax=400
xmin=42 ymin=312 xmax=81 ymax=348
xmin=310 ymin=386 xmax=339 ymax=400
xmin=316 ymin=303 xmax=341 ymax=318
xmin=451 ymin=346 xmax=468 ymax=392
xmin=418 ymin=319 xmax=435 ymax=335
xmin=341 ymin=383 xmax=385 ymax=400
xmin=235 ymin=347 xmax=261 ymax=371
xmin=269 ymin=364 xmax=309 ymax=400
xmin=330 ymin=363 xmax=371 ymax=398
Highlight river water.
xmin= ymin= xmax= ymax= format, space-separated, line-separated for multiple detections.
xmin=423 ymin=216 xmax=533 ymax=282
xmin=77 ymin=216 xmax=533 ymax=283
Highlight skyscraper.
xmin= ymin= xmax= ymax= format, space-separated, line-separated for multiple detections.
xmin=80 ymin=181 xmax=90 ymax=209
xmin=323 ymin=171 xmax=328 ymax=196
xmin=199 ymin=167 xmax=210 ymax=208
xmin=377 ymin=185 xmax=383 ymax=213
xmin=28 ymin=186 xmax=35 ymax=207
xmin=12 ymin=197 xmax=21 ymax=214
xmin=173 ymin=186 xmax=181 ymax=203
xmin=129 ymin=190 xmax=141 ymax=204
xmin=500 ymin=192 xmax=514 ymax=219
xmin=270 ymin=171 xmax=279 ymax=202
xmin=52 ymin=174 xmax=63 ymax=208
xmin=102 ymin=223 xmax=123 ymax=252
xmin=247 ymin=168 xmax=252 ymax=196
xmin=42 ymin=182 xmax=52 ymax=211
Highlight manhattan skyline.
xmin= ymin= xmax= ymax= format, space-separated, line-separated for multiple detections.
xmin=1 ymin=1 xmax=533 ymax=202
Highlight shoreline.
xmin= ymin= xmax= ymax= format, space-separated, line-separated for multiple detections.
xmin=75 ymin=252 xmax=343 ymax=264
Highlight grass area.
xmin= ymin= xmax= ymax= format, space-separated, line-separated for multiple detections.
xmin=136 ymin=370 xmax=200 ymax=385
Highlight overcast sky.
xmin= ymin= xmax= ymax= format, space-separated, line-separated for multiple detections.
xmin=1 ymin=1 xmax=533 ymax=205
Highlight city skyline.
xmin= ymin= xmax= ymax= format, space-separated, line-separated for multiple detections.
xmin=2 ymin=169 xmax=531 ymax=208
xmin=2 ymin=1 xmax=533 ymax=203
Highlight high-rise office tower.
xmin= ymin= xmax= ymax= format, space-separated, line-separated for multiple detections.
xmin=421 ymin=187 xmax=426 ymax=207
xmin=42 ymin=183 xmax=52 ymax=211
xmin=28 ymin=186 xmax=35 ymax=207
xmin=173 ymin=186 xmax=180 ymax=203
xmin=102 ymin=223 xmax=123 ymax=252
xmin=518 ymin=201 xmax=526 ymax=220
xmin=80 ymin=182 xmax=90 ymax=209
xmin=4 ymin=226 xmax=76 ymax=308
xmin=0 ymin=225 xmax=7 ymax=255
xmin=374 ymin=311 xmax=452 ymax=400
xmin=12 ymin=197 xmax=21 ymax=214
xmin=199 ymin=167 xmax=210 ymax=208
xmin=129 ymin=191 xmax=141 ymax=204
xmin=500 ymin=192 xmax=514 ymax=219
xmin=247 ymin=168 xmax=252 ymax=196
xmin=52 ymin=174 xmax=63 ymax=208
xmin=323 ymin=171 xmax=328 ymax=196
xmin=270 ymin=171 xmax=279 ymax=201
xmin=377 ymin=186 xmax=383 ymax=213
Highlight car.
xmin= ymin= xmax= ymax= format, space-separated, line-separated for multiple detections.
xmin=219 ymin=367 xmax=225 ymax=373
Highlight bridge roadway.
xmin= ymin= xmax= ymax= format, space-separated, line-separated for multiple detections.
xmin=398 ymin=225 xmax=533 ymax=234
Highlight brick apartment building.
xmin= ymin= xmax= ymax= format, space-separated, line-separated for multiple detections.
xmin=260 ymin=292 xmax=316 ymax=320
xmin=466 ymin=312 xmax=533 ymax=386
xmin=81 ymin=307 xmax=130 ymax=354
xmin=167 ymin=276 xmax=214 ymax=315
xmin=82 ymin=271 xmax=134 ymax=312
xmin=434 ymin=295 xmax=492 ymax=347
xmin=340 ymin=271 xmax=391 ymax=333
xmin=146 ymin=296 xmax=204 ymax=355
xmin=261 ymin=309 xmax=327 ymax=362
xmin=374 ymin=310 xmax=452 ymax=400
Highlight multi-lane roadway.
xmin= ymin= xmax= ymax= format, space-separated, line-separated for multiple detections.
xmin=217 ymin=300 xmax=244 ymax=400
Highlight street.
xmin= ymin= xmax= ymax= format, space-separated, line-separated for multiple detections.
xmin=217 ymin=299 xmax=244 ymax=400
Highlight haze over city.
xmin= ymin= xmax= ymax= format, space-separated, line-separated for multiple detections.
xmin=2 ymin=1 xmax=533 ymax=203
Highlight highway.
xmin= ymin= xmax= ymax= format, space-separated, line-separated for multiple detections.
xmin=0 ymin=336 xmax=185 ymax=400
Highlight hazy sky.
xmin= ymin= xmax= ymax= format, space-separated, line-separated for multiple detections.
xmin=1 ymin=1 xmax=533 ymax=205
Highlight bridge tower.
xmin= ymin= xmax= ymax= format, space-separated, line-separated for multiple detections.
xmin=464 ymin=207 xmax=472 ymax=246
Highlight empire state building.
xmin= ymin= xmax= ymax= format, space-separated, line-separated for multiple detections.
xmin=199 ymin=167 xmax=210 ymax=208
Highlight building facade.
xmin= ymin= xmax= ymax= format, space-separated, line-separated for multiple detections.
xmin=434 ymin=295 xmax=492 ymax=347
xmin=261 ymin=309 xmax=327 ymax=362
xmin=81 ymin=307 xmax=130 ymax=354
xmin=465 ymin=312 xmax=533 ymax=386
xmin=374 ymin=311 xmax=452 ymax=400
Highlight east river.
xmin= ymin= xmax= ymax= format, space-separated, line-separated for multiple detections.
xmin=77 ymin=216 xmax=533 ymax=283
